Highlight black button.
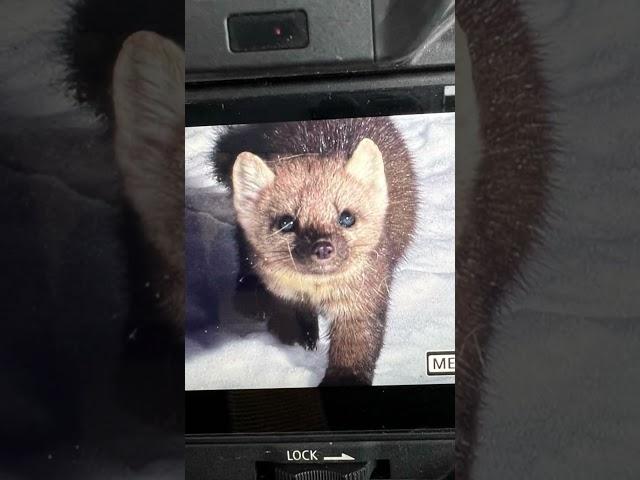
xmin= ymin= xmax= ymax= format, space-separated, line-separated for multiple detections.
xmin=228 ymin=10 xmax=309 ymax=52
xmin=274 ymin=462 xmax=372 ymax=480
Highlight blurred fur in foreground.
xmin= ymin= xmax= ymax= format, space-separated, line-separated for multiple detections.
xmin=456 ymin=0 xmax=553 ymax=478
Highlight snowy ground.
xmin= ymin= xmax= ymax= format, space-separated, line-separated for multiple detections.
xmin=185 ymin=113 xmax=455 ymax=390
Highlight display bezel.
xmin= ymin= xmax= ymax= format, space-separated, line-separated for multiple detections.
xmin=185 ymin=69 xmax=455 ymax=435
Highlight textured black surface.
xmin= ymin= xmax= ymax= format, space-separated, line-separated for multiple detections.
xmin=372 ymin=0 xmax=454 ymax=64
xmin=187 ymin=433 xmax=454 ymax=479
xmin=274 ymin=462 xmax=370 ymax=480
xmin=187 ymin=0 xmax=373 ymax=77
xmin=186 ymin=0 xmax=454 ymax=82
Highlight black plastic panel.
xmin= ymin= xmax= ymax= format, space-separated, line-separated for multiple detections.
xmin=187 ymin=385 xmax=453 ymax=435
xmin=186 ymin=432 xmax=454 ymax=479
xmin=186 ymin=0 xmax=454 ymax=82
xmin=186 ymin=70 xmax=454 ymax=126
xmin=372 ymin=0 xmax=454 ymax=66
xmin=228 ymin=10 xmax=309 ymax=52
xmin=187 ymin=0 xmax=373 ymax=75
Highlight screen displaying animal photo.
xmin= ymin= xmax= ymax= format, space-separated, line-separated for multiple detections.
xmin=185 ymin=113 xmax=454 ymax=390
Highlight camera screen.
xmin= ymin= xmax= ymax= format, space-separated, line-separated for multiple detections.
xmin=185 ymin=113 xmax=454 ymax=390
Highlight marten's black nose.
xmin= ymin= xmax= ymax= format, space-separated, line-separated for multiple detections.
xmin=313 ymin=240 xmax=334 ymax=260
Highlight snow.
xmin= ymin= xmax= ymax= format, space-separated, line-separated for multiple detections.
xmin=185 ymin=113 xmax=455 ymax=390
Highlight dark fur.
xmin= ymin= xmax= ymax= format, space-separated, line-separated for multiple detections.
xmin=456 ymin=1 xmax=553 ymax=477
xmin=57 ymin=1 xmax=185 ymax=430
xmin=212 ymin=117 xmax=418 ymax=385
xmin=59 ymin=0 xmax=184 ymax=118
xmin=0 ymin=0 xmax=183 ymax=471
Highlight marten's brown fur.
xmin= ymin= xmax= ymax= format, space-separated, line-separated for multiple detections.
xmin=214 ymin=118 xmax=418 ymax=385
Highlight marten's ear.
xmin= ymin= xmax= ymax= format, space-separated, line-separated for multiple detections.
xmin=345 ymin=138 xmax=387 ymax=194
xmin=233 ymin=152 xmax=275 ymax=210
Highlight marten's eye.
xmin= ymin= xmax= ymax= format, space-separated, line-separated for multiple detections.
xmin=338 ymin=210 xmax=356 ymax=228
xmin=275 ymin=215 xmax=296 ymax=233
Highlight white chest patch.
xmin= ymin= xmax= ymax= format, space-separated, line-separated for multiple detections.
xmin=316 ymin=313 xmax=332 ymax=355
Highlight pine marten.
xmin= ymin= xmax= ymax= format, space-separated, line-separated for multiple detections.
xmin=213 ymin=118 xmax=418 ymax=386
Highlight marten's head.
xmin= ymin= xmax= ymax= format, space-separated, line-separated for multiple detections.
xmin=232 ymin=138 xmax=388 ymax=294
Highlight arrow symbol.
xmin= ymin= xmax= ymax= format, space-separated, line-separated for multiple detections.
xmin=323 ymin=453 xmax=355 ymax=461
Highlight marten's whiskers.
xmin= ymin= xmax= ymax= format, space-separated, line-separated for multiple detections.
xmin=285 ymin=239 xmax=298 ymax=272
xmin=267 ymin=225 xmax=290 ymax=237
xmin=277 ymin=153 xmax=306 ymax=161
